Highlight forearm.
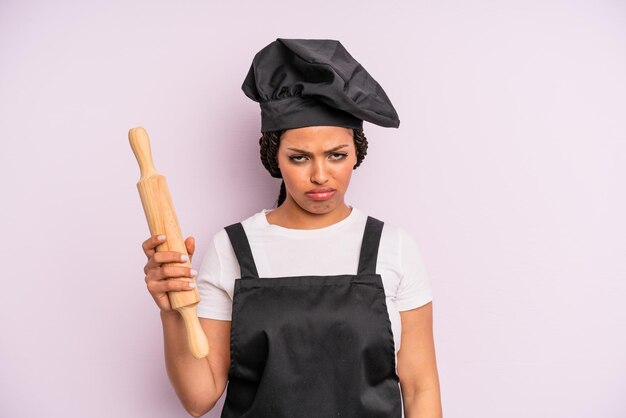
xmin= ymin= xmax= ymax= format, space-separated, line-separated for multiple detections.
xmin=402 ymin=386 xmax=443 ymax=418
xmin=161 ymin=311 xmax=219 ymax=416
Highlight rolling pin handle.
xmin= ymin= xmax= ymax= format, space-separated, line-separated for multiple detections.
xmin=129 ymin=126 xmax=158 ymax=180
xmin=178 ymin=305 xmax=210 ymax=359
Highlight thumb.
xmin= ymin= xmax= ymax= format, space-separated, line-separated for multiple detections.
xmin=185 ymin=236 xmax=195 ymax=262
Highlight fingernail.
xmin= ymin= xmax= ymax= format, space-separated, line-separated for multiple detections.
xmin=188 ymin=282 xmax=196 ymax=289
xmin=190 ymin=269 xmax=198 ymax=276
xmin=157 ymin=235 xmax=166 ymax=241
xmin=181 ymin=254 xmax=189 ymax=262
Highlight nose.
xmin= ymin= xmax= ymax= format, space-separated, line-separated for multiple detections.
xmin=310 ymin=159 xmax=329 ymax=185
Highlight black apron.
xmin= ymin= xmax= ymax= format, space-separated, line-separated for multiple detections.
xmin=221 ymin=216 xmax=402 ymax=418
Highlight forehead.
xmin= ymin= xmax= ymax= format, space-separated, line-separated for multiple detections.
xmin=280 ymin=126 xmax=354 ymax=148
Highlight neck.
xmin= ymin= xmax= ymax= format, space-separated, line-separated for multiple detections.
xmin=267 ymin=198 xmax=352 ymax=230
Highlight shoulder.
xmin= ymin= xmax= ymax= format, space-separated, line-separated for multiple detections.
xmin=368 ymin=216 xmax=426 ymax=271
xmin=210 ymin=208 xmax=271 ymax=251
xmin=364 ymin=214 xmax=416 ymax=250
xmin=216 ymin=209 xmax=269 ymax=236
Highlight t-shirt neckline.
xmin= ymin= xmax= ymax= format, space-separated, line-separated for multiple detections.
xmin=257 ymin=206 xmax=358 ymax=237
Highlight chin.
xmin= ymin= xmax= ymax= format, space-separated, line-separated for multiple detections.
xmin=299 ymin=198 xmax=342 ymax=215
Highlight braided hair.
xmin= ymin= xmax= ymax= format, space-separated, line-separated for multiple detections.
xmin=259 ymin=128 xmax=369 ymax=207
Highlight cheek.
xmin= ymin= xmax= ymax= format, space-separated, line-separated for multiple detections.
xmin=333 ymin=161 xmax=355 ymax=185
xmin=338 ymin=166 xmax=354 ymax=184
xmin=345 ymin=152 xmax=358 ymax=173
xmin=277 ymin=160 xmax=305 ymax=189
xmin=276 ymin=155 xmax=290 ymax=176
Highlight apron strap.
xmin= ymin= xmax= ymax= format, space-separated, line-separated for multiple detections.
xmin=357 ymin=216 xmax=385 ymax=275
xmin=224 ymin=222 xmax=259 ymax=278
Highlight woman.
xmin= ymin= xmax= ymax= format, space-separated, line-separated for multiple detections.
xmin=141 ymin=38 xmax=442 ymax=417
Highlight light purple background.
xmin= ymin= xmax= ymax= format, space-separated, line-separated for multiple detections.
xmin=1 ymin=1 xmax=624 ymax=417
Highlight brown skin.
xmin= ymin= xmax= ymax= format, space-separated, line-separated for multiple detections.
xmin=141 ymin=125 xmax=442 ymax=417
xmin=398 ymin=303 xmax=443 ymax=417
xmin=266 ymin=125 xmax=356 ymax=229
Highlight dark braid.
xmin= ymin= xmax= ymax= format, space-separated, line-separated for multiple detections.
xmin=259 ymin=130 xmax=284 ymax=179
xmin=352 ymin=128 xmax=368 ymax=169
xmin=259 ymin=128 xmax=369 ymax=207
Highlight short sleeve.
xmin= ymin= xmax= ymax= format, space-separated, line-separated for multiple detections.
xmin=196 ymin=234 xmax=233 ymax=320
xmin=394 ymin=228 xmax=433 ymax=311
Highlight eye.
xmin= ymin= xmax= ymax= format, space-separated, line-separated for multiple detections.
xmin=288 ymin=155 xmax=308 ymax=163
xmin=329 ymin=153 xmax=348 ymax=161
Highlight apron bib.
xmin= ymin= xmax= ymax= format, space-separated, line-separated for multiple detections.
xmin=221 ymin=216 xmax=402 ymax=417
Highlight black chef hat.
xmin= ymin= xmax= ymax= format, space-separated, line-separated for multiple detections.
xmin=241 ymin=38 xmax=400 ymax=132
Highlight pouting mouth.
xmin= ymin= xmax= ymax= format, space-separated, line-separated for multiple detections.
xmin=306 ymin=188 xmax=335 ymax=193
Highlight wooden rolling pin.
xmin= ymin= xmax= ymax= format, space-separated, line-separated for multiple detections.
xmin=129 ymin=126 xmax=209 ymax=359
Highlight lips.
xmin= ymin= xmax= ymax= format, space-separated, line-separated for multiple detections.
xmin=306 ymin=187 xmax=336 ymax=201
xmin=307 ymin=187 xmax=335 ymax=194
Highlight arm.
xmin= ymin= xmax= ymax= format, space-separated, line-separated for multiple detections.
xmin=397 ymin=301 xmax=443 ymax=418
xmin=162 ymin=313 xmax=230 ymax=417
xmin=142 ymin=234 xmax=231 ymax=417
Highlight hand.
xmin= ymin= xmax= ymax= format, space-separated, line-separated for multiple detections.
xmin=141 ymin=234 xmax=197 ymax=312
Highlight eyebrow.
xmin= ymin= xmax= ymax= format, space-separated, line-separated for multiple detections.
xmin=286 ymin=144 xmax=350 ymax=154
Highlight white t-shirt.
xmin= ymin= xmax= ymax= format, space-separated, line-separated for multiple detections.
xmin=196 ymin=206 xmax=433 ymax=363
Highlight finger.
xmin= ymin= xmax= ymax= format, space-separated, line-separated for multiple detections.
xmin=147 ymin=278 xmax=196 ymax=294
xmin=145 ymin=268 xmax=162 ymax=284
xmin=145 ymin=265 xmax=194 ymax=284
xmin=154 ymin=251 xmax=190 ymax=265
xmin=185 ymin=236 xmax=195 ymax=261
xmin=142 ymin=234 xmax=166 ymax=258
xmin=157 ymin=265 xmax=198 ymax=281
xmin=143 ymin=251 xmax=189 ymax=274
